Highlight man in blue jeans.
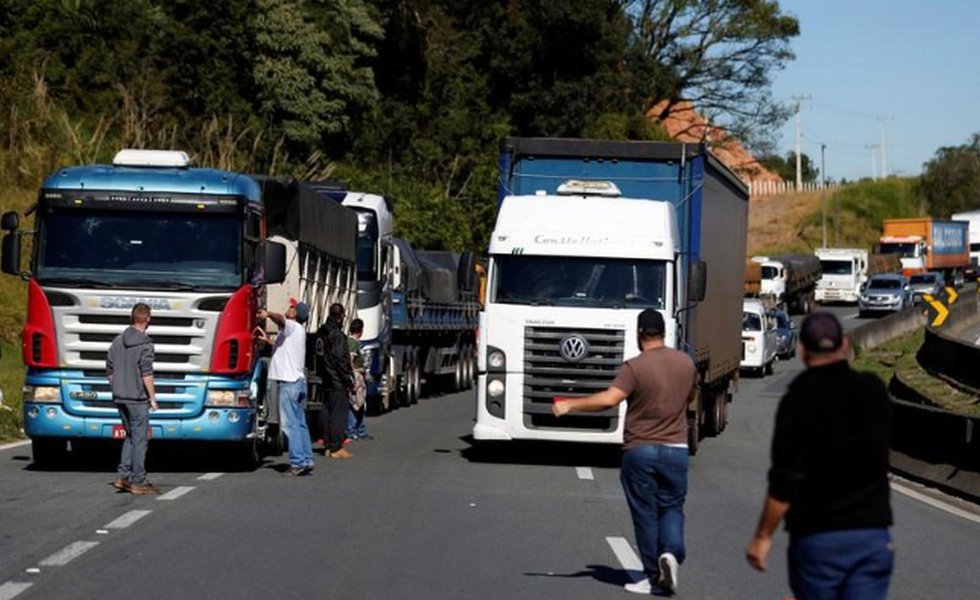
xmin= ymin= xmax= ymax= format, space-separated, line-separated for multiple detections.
xmin=258 ymin=299 xmax=314 ymax=476
xmin=746 ymin=312 xmax=894 ymax=599
xmin=553 ymin=309 xmax=697 ymax=595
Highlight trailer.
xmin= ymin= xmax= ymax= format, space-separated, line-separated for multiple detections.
xmin=879 ymin=217 xmax=969 ymax=283
xmin=751 ymin=253 xmax=821 ymax=313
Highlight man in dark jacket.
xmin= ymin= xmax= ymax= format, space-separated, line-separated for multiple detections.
xmin=106 ymin=303 xmax=159 ymax=495
xmin=315 ymin=303 xmax=355 ymax=458
xmin=746 ymin=311 xmax=894 ymax=599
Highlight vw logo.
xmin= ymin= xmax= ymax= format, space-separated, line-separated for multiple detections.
xmin=559 ymin=335 xmax=589 ymax=363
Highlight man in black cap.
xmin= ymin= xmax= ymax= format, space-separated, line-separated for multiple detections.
xmin=314 ymin=303 xmax=355 ymax=458
xmin=553 ymin=309 xmax=697 ymax=595
xmin=746 ymin=311 xmax=894 ymax=600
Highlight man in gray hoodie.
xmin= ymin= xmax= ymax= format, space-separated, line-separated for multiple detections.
xmin=106 ymin=303 xmax=159 ymax=495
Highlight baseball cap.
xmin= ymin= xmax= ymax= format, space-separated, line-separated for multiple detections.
xmin=799 ymin=312 xmax=843 ymax=353
xmin=289 ymin=297 xmax=310 ymax=324
xmin=637 ymin=309 xmax=665 ymax=337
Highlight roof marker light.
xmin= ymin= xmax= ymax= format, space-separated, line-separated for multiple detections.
xmin=113 ymin=149 xmax=191 ymax=168
xmin=556 ymin=179 xmax=622 ymax=197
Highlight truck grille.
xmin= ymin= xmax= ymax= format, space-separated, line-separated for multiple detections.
xmin=523 ymin=326 xmax=624 ymax=432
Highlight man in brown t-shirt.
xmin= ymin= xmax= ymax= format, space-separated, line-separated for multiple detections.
xmin=553 ymin=309 xmax=696 ymax=595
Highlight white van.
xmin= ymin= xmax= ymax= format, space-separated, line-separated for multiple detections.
xmin=740 ymin=298 xmax=777 ymax=376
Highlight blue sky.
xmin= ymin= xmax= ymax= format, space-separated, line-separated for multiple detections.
xmin=768 ymin=0 xmax=980 ymax=182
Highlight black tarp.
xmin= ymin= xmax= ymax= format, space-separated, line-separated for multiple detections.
xmin=416 ymin=250 xmax=461 ymax=304
xmin=393 ymin=238 xmax=425 ymax=296
xmin=254 ymin=176 xmax=357 ymax=263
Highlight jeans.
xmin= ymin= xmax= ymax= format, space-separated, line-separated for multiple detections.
xmin=789 ymin=528 xmax=894 ymax=600
xmin=116 ymin=400 xmax=149 ymax=484
xmin=278 ymin=379 xmax=314 ymax=469
xmin=620 ymin=444 xmax=689 ymax=579
xmin=322 ymin=388 xmax=350 ymax=452
xmin=347 ymin=404 xmax=367 ymax=438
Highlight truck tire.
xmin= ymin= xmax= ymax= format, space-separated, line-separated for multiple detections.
xmin=703 ymin=390 xmax=723 ymax=437
xmin=453 ymin=354 xmax=464 ymax=392
xmin=263 ymin=424 xmax=284 ymax=456
xmin=408 ymin=348 xmax=421 ymax=405
xmin=463 ymin=344 xmax=475 ymax=389
xmin=687 ymin=416 xmax=700 ymax=456
xmin=236 ymin=439 xmax=260 ymax=471
xmin=31 ymin=438 xmax=66 ymax=469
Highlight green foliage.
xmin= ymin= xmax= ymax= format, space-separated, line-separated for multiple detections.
xmin=758 ymin=152 xmax=819 ymax=183
xmin=920 ymin=132 xmax=980 ymax=218
xmin=0 ymin=338 xmax=24 ymax=441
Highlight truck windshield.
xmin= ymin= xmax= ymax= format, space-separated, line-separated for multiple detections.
xmin=35 ymin=207 xmax=242 ymax=290
xmin=742 ymin=313 xmax=762 ymax=332
xmin=879 ymin=242 xmax=918 ymax=258
xmin=491 ymin=255 xmax=666 ymax=309
xmin=820 ymin=260 xmax=853 ymax=275
xmin=354 ymin=210 xmax=378 ymax=280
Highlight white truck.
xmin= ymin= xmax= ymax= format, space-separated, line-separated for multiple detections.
xmin=474 ymin=138 xmax=748 ymax=454
xmin=751 ymin=254 xmax=822 ymax=313
xmin=951 ymin=210 xmax=980 ymax=278
xmin=814 ymin=248 xmax=869 ymax=304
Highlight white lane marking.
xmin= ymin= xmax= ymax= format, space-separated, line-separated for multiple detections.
xmin=157 ymin=486 xmax=194 ymax=501
xmin=575 ymin=467 xmax=594 ymax=481
xmin=0 ymin=582 xmax=33 ymax=600
xmin=606 ymin=536 xmax=644 ymax=582
xmin=197 ymin=472 xmax=224 ymax=481
xmin=891 ymin=481 xmax=980 ymax=525
xmin=104 ymin=510 xmax=152 ymax=529
xmin=39 ymin=541 xmax=99 ymax=566
xmin=0 ymin=440 xmax=30 ymax=452
xmin=843 ymin=313 xmax=860 ymax=320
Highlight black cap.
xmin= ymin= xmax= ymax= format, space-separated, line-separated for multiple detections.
xmin=800 ymin=312 xmax=844 ymax=353
xmin=637 ymin=309 xmax=665 ymax=338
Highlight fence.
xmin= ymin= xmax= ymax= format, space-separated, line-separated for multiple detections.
xmin=746 ymin=180 xmax=841 ymax=197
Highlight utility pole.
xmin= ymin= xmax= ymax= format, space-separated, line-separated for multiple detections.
xmin=791 ymin=95 xmax=812 ymax=191
xmin=877 ymin=115 xmax=893 ymax=178
xmin=821 ymin=143 xmax=827 ymax=247
xmin=865 ymin=144 xmax=880 ymax=179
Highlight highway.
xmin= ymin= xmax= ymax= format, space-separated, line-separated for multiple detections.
xmin=1 ymin=306 xmax=978 ymax=599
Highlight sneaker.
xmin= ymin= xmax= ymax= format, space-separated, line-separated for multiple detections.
xmin=624 ymin=577 xmax=653 ymax=595
xmin=657 ymin=553 xmax=679 ymax=594
xmin=342 ymin=437 xmax=353 ymax=446
xmin=110 ymin=478 xmax=131 ymax=492
xmin=129 ymin=482 xmax=161 ymax=496
xmin=328 ymin=448 xmax=353 ymax=459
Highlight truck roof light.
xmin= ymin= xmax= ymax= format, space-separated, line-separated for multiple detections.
xmin=112 ymin=149 xmax=191 ymax=168
xmin=556 ymin=179 xmax=622 ymax=197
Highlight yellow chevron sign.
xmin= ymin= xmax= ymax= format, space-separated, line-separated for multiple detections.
xmin=923 ymin=294 xmax=949 ymax=327
xmin=945 ymin=286 xmax=958 ymax=304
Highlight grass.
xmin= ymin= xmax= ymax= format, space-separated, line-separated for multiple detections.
xmin=0 ymin=338 xmax=25 ymax=441
xmin=852 ymin=328 xmax=980 ymax=416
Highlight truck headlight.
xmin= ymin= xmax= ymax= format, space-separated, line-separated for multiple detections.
xmin=487 ymin=349 xmax=505 ymax=370
xmin=24 ymin=385 xmax=60 ymax=403
xmin=487 ymin=379 xmax=505 ymax=398
xmin=747 ymin=345 xmax=757 ymax=354
xmin=207 ymin=389 xmax=251 ymax=407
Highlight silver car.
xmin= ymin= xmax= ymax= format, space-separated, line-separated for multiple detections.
xmin=907 ymin=272 xmax=944 ymax=304
xmin=858 ymin=274 xmax=911 ymax=317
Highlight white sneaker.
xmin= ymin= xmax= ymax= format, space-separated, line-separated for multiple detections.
xmin=657 ymin=553 xmax=679 ymax=594
xmin=623 ymin=577 xmax=653 ymax=594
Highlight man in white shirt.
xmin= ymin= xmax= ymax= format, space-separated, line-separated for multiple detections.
xmin=258 ymin=299 xmax=313 ymax=476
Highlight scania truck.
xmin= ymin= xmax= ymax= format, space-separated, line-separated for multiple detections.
xmin=0 ymin=150 xmax=357 ymax=468
xmin=473 ymin=138 xmax=749 ymax=454
xmin=878 ymin=217 xmax=969 ymax=283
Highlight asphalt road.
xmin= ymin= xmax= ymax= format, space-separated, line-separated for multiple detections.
xmin=1 ymin=303 xmax=978 ymax=599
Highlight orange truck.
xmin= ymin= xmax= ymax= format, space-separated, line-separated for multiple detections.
xmin=878 ymin=217 xmax=969 ymax=282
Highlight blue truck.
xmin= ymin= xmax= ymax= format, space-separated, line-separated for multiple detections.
xmin=474 ymin=138 xmax=749 ymax=453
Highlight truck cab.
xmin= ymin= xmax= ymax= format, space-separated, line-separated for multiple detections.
xmin=815 ymin=248 xmax=869 ymax=304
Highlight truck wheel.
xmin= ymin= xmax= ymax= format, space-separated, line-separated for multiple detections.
xmin=463 ymin=345 xmax=476 ymax=389
xmin=236 ymin=439 xmax=260 ymax=471
xmin=764 ymin=359 xmax=774 ymax=376
xmin=719 ymin=392 xmax=731 ymax=432
xmin=703 ymin=391 xmax=722 ymax=438
xmin=453 ymin=356 xmax=464 ymax=392
xmin=687 ymin=416 xmax=700 ymax=456
xmin=263 ymin=424 xmax=284 ymax=456
xmin=31 ymin=438 xmax=66 ymax=469
xmin=381 ymin=358 xmax=396 ymax=412
xmin=407 ymin=348 xmax=421 ymax=405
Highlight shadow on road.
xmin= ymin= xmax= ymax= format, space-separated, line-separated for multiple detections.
xmin=12 ymin=440 xmax=268 ymax=474
xmin=525 ymin=564 xmax=671 ymax=596
xmin=459 ymin=435 xmax=621 ymax=468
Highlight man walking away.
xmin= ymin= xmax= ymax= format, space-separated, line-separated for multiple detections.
xmin=107 ymin=303 xmax=159 ymax=495
xmin=258 ymin=299 xmax=314 ymax=476
xmin=315 ymin=303 xmax=355 ymax=458
xmin=346 ymin=318 xmax=371 ymax=440
xmin=746 ymin=311 xmax=894 ymax=600
xmin=553 ymin=309 xmax=697 ymax=595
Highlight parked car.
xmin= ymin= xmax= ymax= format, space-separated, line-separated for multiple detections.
xmin=858 ymin=274 xmax=912 ymax=317
xmin=907 ymin=272 xmax=944 ymax=304
xmin=741 ymin=298 xmax=778 ymax=376
xmin=771 ymin=310 xmax=797 ymax=360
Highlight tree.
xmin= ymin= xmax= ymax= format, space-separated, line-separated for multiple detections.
xmin=758 ymin=151 xmax=818 ymax=183
xmin=919 ymin=133 xmax=980 ymax=217
xmin=625 ymin=0 xmax=800 ymax=145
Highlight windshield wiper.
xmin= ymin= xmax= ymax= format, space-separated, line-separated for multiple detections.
xmin=39 ymin=277 xmax=116 ymax=289
xmin=116 ymin=280 xmax=200 ymax=291
xmin=529 ymin=298 xmax=555 ymax=306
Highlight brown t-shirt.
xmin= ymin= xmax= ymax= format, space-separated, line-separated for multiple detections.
xmin=610 ymin=347 xmax=697 ymax=450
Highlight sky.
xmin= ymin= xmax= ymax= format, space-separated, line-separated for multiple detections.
xmin=768 ymin=0 xmax=980 ymax=182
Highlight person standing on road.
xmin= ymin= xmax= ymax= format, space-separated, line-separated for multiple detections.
xmin=106 ymin=303 xmax=159 ymax=495
xmin=258 ymin=299 xmax=314 ymax=476
xmin=746 ymin=311 xmax=894 ymax=599
xmin=346 ymin=318 xmax=372 ymax=441
xmin=315 ymin=303 xmax=355 ymax=458
xmin=552 ymin=309 xmax=696 ymax=595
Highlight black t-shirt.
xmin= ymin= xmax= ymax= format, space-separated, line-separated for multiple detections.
xmin=768 ymin=360 xmax=893 ymax=535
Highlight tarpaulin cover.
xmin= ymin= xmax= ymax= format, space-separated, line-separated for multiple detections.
xmin=393 ymin=238 xmax=426 ymax=296
xmin=255 ymin=176 xmax=357 ymax=263
xmin=416 ymin=250 xmax=461 ymax=304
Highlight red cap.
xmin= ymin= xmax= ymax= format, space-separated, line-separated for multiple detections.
xmin=288 ymin=297 xmax=298 ymax=308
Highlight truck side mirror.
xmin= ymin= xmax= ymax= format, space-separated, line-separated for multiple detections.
xmin=1 ymin=211 xmax=19 ymax=231
xmin=689 ymin=260 xmax=707 ymax=302
xmin=264 ymin=241 xmax=286 ymax=285
xmin=1 ymin=232 xmax=21 ymax=276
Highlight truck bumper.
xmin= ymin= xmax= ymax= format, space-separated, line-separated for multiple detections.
xmin=816 ymin=289 xmax=858 ymax=303
xmin=23 ymin=403 xmax=255 ymax=441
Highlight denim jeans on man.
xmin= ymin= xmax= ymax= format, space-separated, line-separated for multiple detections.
xmin=347 ymin=405 xmax=367 ymax=438
xmin=116 ymin=400 xmax=150 ymax=484
xmin=620 ymin=444 xmax=688 ymax=579
xmin=789 ymin=528 xmax=893 ymax=600
xmin=278 ymin=379 xmax=313 ymax=468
